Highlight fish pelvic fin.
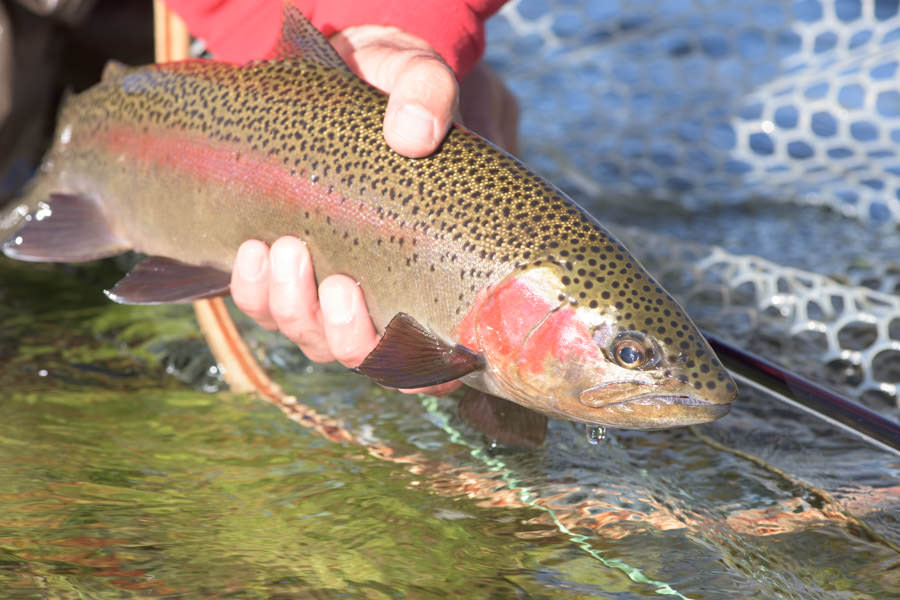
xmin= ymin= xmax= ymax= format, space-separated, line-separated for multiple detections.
xmin=2 ymin=193 xmax=130 ymax=262
xmin=355 ymin=313 xmax=485 ymax=389
xmin=105 ymin=256 xmax=231 ymax=305
xmin=272 ymin=2 xmax=352 ymax=74
xmin=459 ymin=388 xmax=548 ymax=449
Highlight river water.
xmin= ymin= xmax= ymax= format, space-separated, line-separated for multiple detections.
xmin=0 ymin=260 xmax=897 ymax=598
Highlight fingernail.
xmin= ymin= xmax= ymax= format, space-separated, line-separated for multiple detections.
xmin=237 ymin=243 xmax=267 ymax=282
xmin=271 ymin=244 xmax=299 ymax=283
xmin=320 ymin=282 xmax=355 ymax=325
xmin=392 ymin=103 xmax=437 ymax=146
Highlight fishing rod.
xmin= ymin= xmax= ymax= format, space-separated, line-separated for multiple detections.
xmin=704 ymin=332 xmax=900 ymax=457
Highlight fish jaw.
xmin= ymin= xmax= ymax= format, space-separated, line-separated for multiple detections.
xmin=456 ymin=262 xmax=737 ymax=429
xmin=576 ymin=381 xmax=733 ymax=429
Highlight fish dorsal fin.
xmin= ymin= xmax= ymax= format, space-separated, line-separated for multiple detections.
xmin=272 ymin=2 xmax=352 ymax=73
xmin=355 ymin=313 xmax=485 ymax=389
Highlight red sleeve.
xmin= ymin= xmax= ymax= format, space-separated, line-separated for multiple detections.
xmin=164 ymin=0 xmax=508 ymax=78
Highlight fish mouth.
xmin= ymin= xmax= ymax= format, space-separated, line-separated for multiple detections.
xmin=578 ymin=388 xmax=732 ymax=429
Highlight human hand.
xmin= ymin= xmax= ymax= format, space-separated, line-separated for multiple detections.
xmin=231 ymin=25 xmax=518 ymax=395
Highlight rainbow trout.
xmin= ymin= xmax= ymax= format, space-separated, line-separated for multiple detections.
xmin=1 ymin=6 xmax=736 ymax=446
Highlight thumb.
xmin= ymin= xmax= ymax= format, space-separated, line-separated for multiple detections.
xmin=331 ymin=25 xmax=459 ymax=158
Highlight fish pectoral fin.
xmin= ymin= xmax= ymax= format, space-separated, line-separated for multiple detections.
xmin=355 ymin=312 xmax=485 ymax=388
xmin=105 ymin=256 xmax=231 ymax=305
xmin=458 ymin=388 xmax=548 ymax=449
xmin=271 ymin=2 xmax=353 ymax=73
xmin=2 ymin=193 xmax=130 ymax=262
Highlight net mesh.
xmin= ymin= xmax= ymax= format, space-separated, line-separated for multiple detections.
xmin=486 ymin=0 xmax=900 ymax=413
xmin=619 ymin=226 xmax=900 ymax=413
xmin=489 ymin=0 xmax=900 ymax=223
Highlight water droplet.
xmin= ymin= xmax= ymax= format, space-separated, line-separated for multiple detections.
xmin=586 ymin=425 xmax=606 ymax=445
xmin=34 ymin=202 xmax=53 ymax=221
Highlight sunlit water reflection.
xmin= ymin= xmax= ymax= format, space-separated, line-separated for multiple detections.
xmin=1 ymin=259 xmax=898 ymax=599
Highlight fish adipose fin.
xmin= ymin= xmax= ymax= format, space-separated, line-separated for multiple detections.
xmin=459 ymin=388 xmax=548 ymax=449
xmin=355 ymin=313 xmax=485 ymax=388
xmin=105 ymin=256 xmax=231 ymax=305
xmin=272 ymin=2 xmax=353 ymax=74
xmin=2 ymin=193 xmax=130 ymax=262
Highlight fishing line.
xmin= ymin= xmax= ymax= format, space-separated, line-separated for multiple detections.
xmin=420 ymin=395 xmax=693 ymax=600
xmin=689 ymin=425 xmax=900 ymax=555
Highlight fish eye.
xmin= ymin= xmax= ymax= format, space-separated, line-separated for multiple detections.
xmin=611 ymin=335 xmax=653 ymax=369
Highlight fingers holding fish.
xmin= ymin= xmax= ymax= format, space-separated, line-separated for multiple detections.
xmin=316 ymin=278 xmax=463 ymax=397
xmin=245 ymin=25 xmax=462 ymax=383
xmin=232 ymin=237 xmax=330 ymax=363
xmin=233 ymin=239 xmax=456 ymax=396
xmin=330 ymin=25 xmax=458 ymax=158
xmin=381 ymin=54 xmax=458 ymax=157
xmin=231 ymin=25 xmax=459 ymax=375
xmin=318 ymin=275 xmax=379 ymax=368
xmin=231 ymin=240 xmax=278 ymax=331
xmin=330 ymin=25 xmax=516 ymax=157
xmin=264 ymin=236 xmax=336 ymax=363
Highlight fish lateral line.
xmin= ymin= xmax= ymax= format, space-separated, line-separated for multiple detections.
xmin=88 ymin=121 xmax=448 ymax=259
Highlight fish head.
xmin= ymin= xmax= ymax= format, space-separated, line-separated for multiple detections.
xmin=461 ymin=248 xmax=737 ymax=429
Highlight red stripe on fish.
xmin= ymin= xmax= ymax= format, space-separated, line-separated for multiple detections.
xmin=93 ymin=125 xmax=409 ymax=239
